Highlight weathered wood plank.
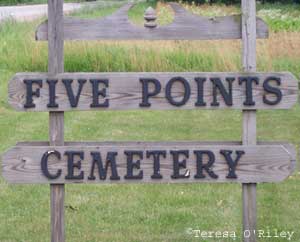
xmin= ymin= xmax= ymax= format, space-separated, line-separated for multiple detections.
xmin=2 ymin=142 xmax=295 ymax=184
xmin=14 ymin=141 xmax=296 ymax=166
xmin=242 ymin=0 xmax=257 ymax=241
xmin=8 ymin=72 xmax=298 ymax=111
xmin=35 ymin=3 xmax=269 ymax=41
xmin=48 ymin=0 xmax=65 ymax=241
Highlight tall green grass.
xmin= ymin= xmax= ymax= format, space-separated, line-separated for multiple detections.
xmin=257 ymin=3 xmax=300 ymax=32
xmin=182 ymin=2 xmax=300 ymax=32
xmin=69 ymin=2 xmax=125 ymax=19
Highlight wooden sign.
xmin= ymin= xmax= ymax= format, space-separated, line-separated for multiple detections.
xmin=2 ymin=142 xmax=295 ymax=184
xmin=35 ymin=3 xmax=269 ymax=41
xmin=4 ymin=1 xmax=293 ymax=242
xmin=9 ymin=72 xmax=298 ymax=111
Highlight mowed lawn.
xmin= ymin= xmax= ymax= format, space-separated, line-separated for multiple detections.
xmin=0 ymin=1 xmax=300 ymax=241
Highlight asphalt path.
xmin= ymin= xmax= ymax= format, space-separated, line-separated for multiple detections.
xmin=0 ymin=1 xmax=121 ymax=22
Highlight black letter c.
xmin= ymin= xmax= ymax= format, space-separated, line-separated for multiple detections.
xmin=41 ymin=150 xmax=62 ymax=179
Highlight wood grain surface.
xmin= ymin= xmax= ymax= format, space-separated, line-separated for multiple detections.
xmin=2 ymin=142 xmax=295 ymax=184
xmin=35 ymin=3 xmax=269 ymax=41
xmin=241 ymin=1 xmax=258 ymax=241
xmin=47 ymin=0 xmax=65 ymax=241
xmin=8 ymin=72 xmax=298 ymax=111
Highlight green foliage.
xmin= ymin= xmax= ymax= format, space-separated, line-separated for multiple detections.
xmin=0 ymin=0 xmax=45 ymax=5
xmin=70 ymin=3 xmax=123 ymax=19
xmin=174 ymin=0 xmax=300 ymax=4
xmin=257 ymin=3 xmax=300 ymax=32
xmin=181 ymin=1 xmax=300 ymax=33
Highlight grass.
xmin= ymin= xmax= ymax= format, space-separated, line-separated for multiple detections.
xmin=69 ymin=1 xmax=126 ymax=19
xmin=0 ymin=1 xmax=300 ymax=241
xmin=182 ymin=1 xmax=300 ymax=32
xmin=257 ymin=3 xmax=300 ymax=32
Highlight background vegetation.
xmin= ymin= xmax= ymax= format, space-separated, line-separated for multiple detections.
xmin=0 ymin=1 xmax=300 ymax=241
xmin=1 ymin=0 xmax=300 ymax=6
xmin=177 ymin=0 xmax=300 ymax=5
xmin=179 ymin=1 xmax=300 ymax=32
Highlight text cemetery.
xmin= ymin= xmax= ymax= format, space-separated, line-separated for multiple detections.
xmin=41 ymin=149 xmax=245 ymax=181
xmin=2 ymin=143 xmax=295 ymax=184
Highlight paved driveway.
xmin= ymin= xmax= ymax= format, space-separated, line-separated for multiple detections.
xmin=0 ymin=1 xmax=117 ymax=22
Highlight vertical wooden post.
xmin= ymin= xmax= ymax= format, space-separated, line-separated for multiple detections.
xmin=242 ymin=1 xmax=257 ymax=242
xmin=48 ymin=0 xmax=65 ymax=241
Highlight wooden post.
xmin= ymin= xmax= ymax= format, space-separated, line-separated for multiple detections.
xmin=242 ymin=1 xmax=257 ymax=242
xmin=48 ymin=0 xmax=65 ymax=241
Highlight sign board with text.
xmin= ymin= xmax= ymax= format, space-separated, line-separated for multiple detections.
xmin=8 ymin=72 xmax=298 ymax=111
xmin=3 ymin=2 xmax=297 ymax=241
xmin=2 ymin=142 xmax=295 ymax=184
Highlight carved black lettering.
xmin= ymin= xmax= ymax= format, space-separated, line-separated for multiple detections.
xmin=41 ymin=150 xmax=62 ymax=179
xmin=263 ymin=77 xmax=282 ymax=105
xmin=220 ymin=150 xmax=245 ymax=179
xmin=165 ymin=77 xmax=191 ymax=106
xmin=88 ymin=152 xmax=120 ymax=180
xmin=124 ymin=150 xmax=143 ymax=179
xmin=146 ymin=150 xmax=166 ymax=179
xmin=47 ymin=79 xmax=59 ymax=108
xmin=24 ymin=79 xmax=43 ymax=108
xmin=171 ymin=150 xmax=190 ymax=179
xmin=90 ymin=79 xmax=109 ymax=108
xmin=194 ymin=150 xmax=218 ymax=179
xmin=65 ymin=151 xmax=84 ymax=180
xmin=238 ymin=76 xmax=259 ymax=106
xmin=62 ymin=79 xmax=86 ymax=107
xmin=194 ymin=77 xmax=207 ymax=106
xmin=139 ymin=78 xmax=161 ymax=107
xmin=211 ymin=77 xmax=234 ymax=106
